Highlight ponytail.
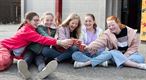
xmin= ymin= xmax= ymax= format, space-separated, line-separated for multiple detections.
xmin=17 ymin=21 xmax=27 ymax=30
xmin=17 ymin=12 xmax=39 ymax=30
xmin=86 ymin=13 xmax=97 ymax=33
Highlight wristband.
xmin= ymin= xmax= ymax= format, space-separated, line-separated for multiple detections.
xmin=57 ymin=40 xmax=62 ymax=46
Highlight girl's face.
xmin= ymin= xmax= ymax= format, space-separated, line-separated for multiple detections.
xmin=107 ymin=20 xmax=121 ymax=34
xmin=30 ymin=16 xmax=40 ymax=28
xmin=84 ymin=16 xmax=95 ymax=30
xmin=43 ymin=15 xmax=54 ymax=27
xmin=69 ymin=19 xmax=79 ymax=32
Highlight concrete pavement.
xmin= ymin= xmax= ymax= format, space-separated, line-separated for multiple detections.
xmin=0 ymin=25 xmax=146 ymax=80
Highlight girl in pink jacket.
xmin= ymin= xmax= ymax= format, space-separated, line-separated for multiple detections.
xmin=0 ymin=12 xmax=73 ymax=80
xmin=75 ymin=16 xmax=146 ymax=70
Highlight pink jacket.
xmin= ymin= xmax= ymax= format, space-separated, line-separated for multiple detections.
xmin=87 ymin=26 xmax=139 ymax=55
xmin=57 ymin=26 xmax=70 ymax=40
xmin=0 ymin=23 xmax=57 ymax=50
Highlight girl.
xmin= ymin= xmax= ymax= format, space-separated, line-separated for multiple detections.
xmin=41 ymin=13 xmax=81 ymax=62
xmin=84 ymin=16 xmax=146 ymax=70
xmin=72 ymin=14 xmax=108 ymax=68
xmin=27 ymin=12 xmax=57 ymax=73
xmin=0 ymin=12 xmax=73 ymax=80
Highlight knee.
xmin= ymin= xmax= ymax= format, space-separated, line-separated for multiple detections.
xmin=101 ymin=51 xmax=112 ymax=57
xmin=135 ymin=54 xmax=145 ymax=63
xmin=72 ymin=51 xmax=81 ymax=58
xmin=97 ymin=51 xmax=112 ymax=60
xmin=140 ymin=56 xmax=145 ymax=63
xmin=101 ymin=51 xmax=111 ymax=55
xmin=42 ymin=47 xmax=51 ymax=56
xmin=69 ymin=46 xmax=79 ymax=52
xmin=128 ymin=53 xmax=145 ymax=63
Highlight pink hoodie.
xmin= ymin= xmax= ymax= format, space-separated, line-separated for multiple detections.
xmin=87 ymin=26 xmax=139 ymax=56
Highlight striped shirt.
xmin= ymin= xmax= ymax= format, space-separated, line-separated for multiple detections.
xmin=115 ymin=27 xmax=128 ymax=53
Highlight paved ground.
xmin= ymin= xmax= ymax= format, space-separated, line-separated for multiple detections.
xmin=0 ymin=25 xmax=146 ymax=80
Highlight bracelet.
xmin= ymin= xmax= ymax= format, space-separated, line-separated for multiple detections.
xmin=57 ymin=40 xmax=62 ymax=46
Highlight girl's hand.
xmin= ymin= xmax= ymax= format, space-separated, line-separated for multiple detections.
xmin=72 ymin=39 xmax=82 ymax=47
xmin=84 ymin=46 xmax=97 ymax=54
xmin=124 ymin=53 xmax=130 ymax=57
xmin=57 ymin=39 xmax=73 ymax=49
xmin=79 ymin=44 xmax=86 ymax=52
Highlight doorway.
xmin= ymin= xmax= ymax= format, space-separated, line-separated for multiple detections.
xmin=121 ymin=0 xmax=142 ymax=32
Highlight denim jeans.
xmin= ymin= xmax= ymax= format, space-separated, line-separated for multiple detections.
xmin=72 ymin=51 xmax=112 ymax=67
xmin=72 ymin=49 xmax=145 ymax=68
xmin=42 ymin=46 xmax=79 ymax=62
xmin=34 ymin=54 xmax=45 ymax=66
xmin=23 ymin=50 xmax=46 ymax=70
xmin=109 ymin=50 xmax=145 ymax=67
xmin=23 ymin=50 xmax=34 ymax=66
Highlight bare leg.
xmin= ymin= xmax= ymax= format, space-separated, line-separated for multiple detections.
xmin=124 ymin=60 xmax=146 ymax=69
xmin=124 ymin=60 xmax=139 ymax=68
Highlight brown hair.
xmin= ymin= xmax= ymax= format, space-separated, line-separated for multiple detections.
xmin=106 ymin=16 xmax=125 ymax=29
xmin=60 ymin=13 xmax=81 ymax=38
xmin=18 ymin=12 xmax=39 ymax=30
xmin=85 ymin=13 xmax=97 ymax=33
xmin=41 ymin=12 xmax=54 ymax=21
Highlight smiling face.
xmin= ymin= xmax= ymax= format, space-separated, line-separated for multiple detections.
xmin=107 ymin=20 xmax=121 ymax=34
xmin=84 ymin=16 xmax=95 ymax=30
xmin=43 ymin=15 xmax=54 ymax=27
xmin=69 ymin=19 xmax=79 ymax=32
xmin=29 ymin=15 xmax=40 ymax=28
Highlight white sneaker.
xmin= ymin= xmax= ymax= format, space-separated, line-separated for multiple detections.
xmin=35 ymin=60 xmax=58 ymax=80
xmin=100 ymin=61 xmax=108 ymax=67
xmin=17 ymin=60 xmax=31 ymax=80
xmin=74 ymin=61 xmax=87 ymax=68
xmin=138 ymin=63 xmax=146 ymax=70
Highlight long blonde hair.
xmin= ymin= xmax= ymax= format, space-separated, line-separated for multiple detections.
xmin=60 ymin=13 xmax=81 ymax=38
xmin=106 ymin=16 xmax=125 ymax=29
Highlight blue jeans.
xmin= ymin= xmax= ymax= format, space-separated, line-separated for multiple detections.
xmin=24 ymin=51 xmax=46 ymax=70
xmin=42 ymin=46 xmax=79 ymax=62
xmin=72 ymin=51 xmax=112 ymax=67
xmin=110 ymin=50 xmax=145 ymax=67
xmin=72 ymin=50 xmax=145 ymax=68
xmin=34 ymin=54 xmax=45 ymax=66
xmin=23 ymin=51 xmax=34 ymax=66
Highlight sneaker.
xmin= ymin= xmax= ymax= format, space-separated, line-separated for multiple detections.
xmin=74 ymin=61 xmax=87 ymax=68
xmin=100 ymin=61 xmax=108 ymax=67
xmin=17 ymin=60 xmax=31 ymax=80
xmin=138 ymin=63 xmax=146 ymax=70
xmin=35 ymin=60 xmax=58 ymax=79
